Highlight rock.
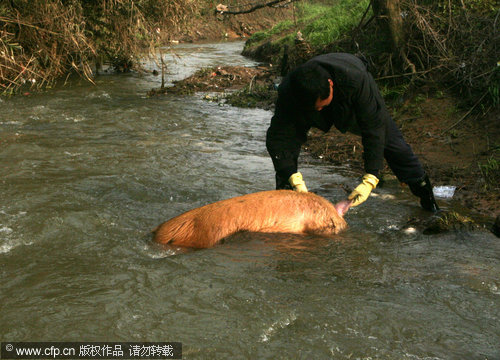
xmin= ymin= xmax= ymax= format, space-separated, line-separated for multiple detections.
xmin=404 ymin=210 xmax=479 ymax=235
xmin=216 ymin=4 xmax=228 ymax=13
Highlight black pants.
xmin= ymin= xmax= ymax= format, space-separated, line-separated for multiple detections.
xmin=383 ymin=117 xmax=425 ymax=184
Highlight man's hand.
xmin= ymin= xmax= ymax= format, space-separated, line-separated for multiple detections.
xmin=288 ymin=172 xmax=308 ymax=193
xmin=348 ymin=173 xmax=379 ymax=206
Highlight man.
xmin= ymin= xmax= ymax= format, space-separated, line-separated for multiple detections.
xmin=266 ymin=52 xmax=439 ymax=212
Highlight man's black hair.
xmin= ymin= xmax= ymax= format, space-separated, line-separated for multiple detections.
xmin=289 ymin=61 xmax=331 ymax=111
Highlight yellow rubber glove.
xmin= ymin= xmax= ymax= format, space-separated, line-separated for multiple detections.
xmin=288 ymin=172 xmax=308 ymax=193
xmin=348 ymin=173 xmax=379 ymax=207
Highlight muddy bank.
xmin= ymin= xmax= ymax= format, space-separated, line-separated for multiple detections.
xmin=163 ymin=65 xmax=500 ymax=222
xmin=169 ymin=7 xmax=292 ymax=43
xmin=153 ymin=65 xmax=278 ymax=110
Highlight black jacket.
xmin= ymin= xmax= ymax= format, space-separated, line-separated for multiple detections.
xmin=266 ymin=53 xmax=390 ymax=186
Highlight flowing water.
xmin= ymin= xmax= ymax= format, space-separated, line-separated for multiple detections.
xmin=1 ymin=42 xmax=499 ymax=359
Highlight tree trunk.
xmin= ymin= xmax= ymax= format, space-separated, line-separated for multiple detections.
xmin=371 ymin=0 xmax=403 ymax=49
xmin=371 ymin=0 xmax=415 ymax=72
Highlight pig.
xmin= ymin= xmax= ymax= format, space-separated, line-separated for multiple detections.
xmin=153 ymin=190 xmax=350 ymax=248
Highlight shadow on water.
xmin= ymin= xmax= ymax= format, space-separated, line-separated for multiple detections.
xmin=1 ymin=41 xmax=499 ymax=359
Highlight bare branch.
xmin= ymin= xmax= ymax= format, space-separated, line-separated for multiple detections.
xmin=215 ymin=0 xmax=298 ymax=15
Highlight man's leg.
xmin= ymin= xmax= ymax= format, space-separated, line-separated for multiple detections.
xmin=383 ymin=118 xmax=439 ymax=212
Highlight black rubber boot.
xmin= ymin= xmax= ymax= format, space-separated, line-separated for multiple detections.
xmin=408 ymin=174 xmax=440 ymax=212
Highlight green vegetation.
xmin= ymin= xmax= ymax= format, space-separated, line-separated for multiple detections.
xmin=479 ymin=153 xmax=500 ymax=190
xmin=297 ymin=0 xmax=369 ymax=47
xmin=250 ymin=0 xmax=370 ymax=48
xmin=244 ymin=0 xmax=370 ymax=60
xmin=489 ymin=68 xmax=500 ymax=107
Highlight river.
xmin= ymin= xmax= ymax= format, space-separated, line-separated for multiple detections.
xmin=1 ymin=41 xmax=499 ymax=359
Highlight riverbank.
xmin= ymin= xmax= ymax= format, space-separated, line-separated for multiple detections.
xmin=0 ymin=1 xmax=291 ymax=95
xmin=164 ymin=64 xmax=499 ymax=224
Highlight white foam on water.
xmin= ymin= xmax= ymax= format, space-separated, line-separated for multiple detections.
xmin=487 ymin=283 xmax=499 ymax=295
xmin=142 ymin=243 xmax=182 ymax=258
xmin=85 ymin=91 xmax=111 ymax=100
xmin=0 ymin=243 xmax=14 ymax=254
xmin=64 ymin=151 xmax=83 ymax=157
xmin=403 ymin=226 xmax=417 ymax=234
xmin=0 ymin=211 xmax=30 ymax=254
xmin=259 ymin=311 xmax=297 ymax=343
xmin=370 ymin=193 xmax=396 ymax=200
xmin=0 ymin=226 xmax=13 ymax=234
xmin=63 ymin=114 xmax=86 ymax=123
xmin=0 ymin=231 xmax=32 ymax=255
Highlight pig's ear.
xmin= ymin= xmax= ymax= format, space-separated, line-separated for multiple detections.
xmin=334 ymin=200 xmax=352 ymax=217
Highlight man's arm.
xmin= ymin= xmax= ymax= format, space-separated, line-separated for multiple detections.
xmin=346 ymin=71 xmax=387 ymax=206
xmin=266 ymin=84 xmax=309 ymax=189
xmin=353 ymin=71 xmax=387 ymax=178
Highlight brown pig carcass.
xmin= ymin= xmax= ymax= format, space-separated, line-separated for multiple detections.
xmin=153 ymin=190 xmax=350 ymax=248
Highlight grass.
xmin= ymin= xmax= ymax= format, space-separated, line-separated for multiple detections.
xmin=479 ymin=155 xmax=500 ymax=189
xmin=379 ymin=83 xmax=409 ymax=102
xmin=245 ymin=0 xmax=369 ymax=50
xmin=299 ymin=0 xmax=369 ymax=47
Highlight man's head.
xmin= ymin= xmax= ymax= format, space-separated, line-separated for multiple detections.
xmin=289 ymin=62 xmax=333 ymax=112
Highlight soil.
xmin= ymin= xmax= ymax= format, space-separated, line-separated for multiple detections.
xmin=163 ymin=64 xmax=500 ymax=224
xmin=169 ymin=7 xmax=293 ymax=43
